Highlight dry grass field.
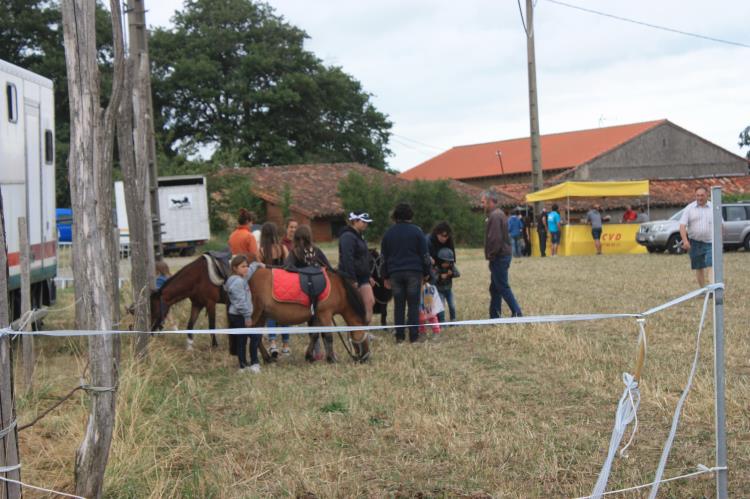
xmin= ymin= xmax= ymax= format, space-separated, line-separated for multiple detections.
xmin=13 ymin=248 xmax=750 ymax=498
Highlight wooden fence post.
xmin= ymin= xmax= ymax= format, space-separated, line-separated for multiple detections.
xmin=19 ymin=218 xmax=34 ymax=392
xmin=0 ymin=196 xmax=22 ymax=498
xmin=112 ymin=227 xmax=121 ymax=373
xmin=61 ymin=0 xmax=126 ymax=496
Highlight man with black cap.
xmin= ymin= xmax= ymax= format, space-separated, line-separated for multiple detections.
xmin=338 ymin=211 xmax=375 ymax=324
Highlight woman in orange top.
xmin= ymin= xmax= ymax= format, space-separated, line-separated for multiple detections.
xmin=228 ymin=208 xmax=258 ymax=259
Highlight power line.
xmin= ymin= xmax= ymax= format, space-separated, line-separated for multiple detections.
xmin=544 ymin=0 xmax=750 ymax=49
xmin=391 ymin=133 xmax=445 ymax=151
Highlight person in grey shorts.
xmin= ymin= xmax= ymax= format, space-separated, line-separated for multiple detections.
xmin=679 ymin=186 xmax=718 ymax=287
xmin=585 ymin=203 xmax=604 ymax=255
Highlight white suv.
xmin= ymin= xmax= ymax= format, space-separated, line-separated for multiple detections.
xmin=636 ymin=202 xmax=750 ymax=254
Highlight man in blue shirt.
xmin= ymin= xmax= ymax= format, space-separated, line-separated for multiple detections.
xmin=508 ymin=209 xmax=524 ymax=257
xmin=547 ymin=204 xmax=562 ymax=256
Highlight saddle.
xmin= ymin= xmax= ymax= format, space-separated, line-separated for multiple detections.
xmin=272 ymin=267 xmax=331 ymax=314
xmin=204 ymin=250 xmax=232 ymax=286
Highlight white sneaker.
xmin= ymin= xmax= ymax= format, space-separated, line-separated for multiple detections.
xmin=248 ymin=364 xmax=261 ymax=374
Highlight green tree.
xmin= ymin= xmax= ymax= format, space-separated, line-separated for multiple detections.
xmin=740 ymin=125 xmax=750 ymax=160
xmin=207 ymin=173 xmax=264 ymax=232
xmin=338 ymin=173 xmax=485 ymax=245
xmin=404 ymin=180 xmax=485 ymax=246
xmin=338 ymin=172 xmax=401 ymax=242
xmin=0 ymin=0 xmax=114 ymax=207
xmin=150 ymin=0 xmax=392 ymax=169
xmin=280 ymin=183 xmax=293 ymax=221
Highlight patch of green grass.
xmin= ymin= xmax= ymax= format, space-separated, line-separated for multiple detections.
xmin=320 ymin=399 xmax=348 ymax=414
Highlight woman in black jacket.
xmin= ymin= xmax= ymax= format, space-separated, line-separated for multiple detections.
xmin=427 ymin=221 xmax=456 ymax=265
xmin=338 ymin=212 xmax=375 ymax=324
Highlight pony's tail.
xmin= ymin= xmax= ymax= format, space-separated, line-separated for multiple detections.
xmin=337 ymin=273 xmax=367 ymax=324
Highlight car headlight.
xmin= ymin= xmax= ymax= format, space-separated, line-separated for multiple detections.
xmin=654 ymin=224 xmax=664 ymax=232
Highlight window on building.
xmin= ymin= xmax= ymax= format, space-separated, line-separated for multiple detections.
xmin=44 ymin=130 xmax=54 ymax=164
xmin=6 ymin=83 xmax=18 ymax=123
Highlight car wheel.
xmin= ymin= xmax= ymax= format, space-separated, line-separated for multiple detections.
xmin=744 ymin=234 xmax=750 ymax=251
xmin=667 ymin=234 xmax=684 ymax=254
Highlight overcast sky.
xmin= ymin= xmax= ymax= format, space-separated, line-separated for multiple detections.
xmin=144 ymin=0 xmax=750 ymax=172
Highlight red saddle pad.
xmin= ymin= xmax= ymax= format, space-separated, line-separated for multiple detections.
xmin=271 ymin=268 xmax=331 ymax=306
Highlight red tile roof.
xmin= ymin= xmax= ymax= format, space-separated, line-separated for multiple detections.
xmin=400 ymin=120 xmax=667 ymax=181
xmin=495 ymin=176 xmax=750 ymax=210
xmin=216 ymin=163 xmax=492 ymax=218
xmin=222 ymin=163 xmax=401 ymax=218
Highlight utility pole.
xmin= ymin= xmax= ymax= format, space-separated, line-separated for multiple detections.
xmin=525 ymin=0 xmax=544 ymax=205
xmin=127 ymin=0 xmax=163 ymax=259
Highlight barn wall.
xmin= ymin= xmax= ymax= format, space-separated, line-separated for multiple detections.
xmin=262 ymin=202 xmax=335 ymax=242
xmin=577 ymin=123 xmax=747 ymax=181
xmin=311 ymin=220 xmax=333 ymax=242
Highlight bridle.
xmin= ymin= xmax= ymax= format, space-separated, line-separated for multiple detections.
xmin=369 ymin=251 xmax=383 ymax=279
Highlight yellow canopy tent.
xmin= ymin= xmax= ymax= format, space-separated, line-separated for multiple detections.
xmin=524 ymin=180 xmax=650 ymax=256
xmin=525 ymin=180 xmax=649 ymax=202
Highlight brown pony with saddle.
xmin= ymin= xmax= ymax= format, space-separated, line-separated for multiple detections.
xmin=248 ymin=266 xmax=371 ymax=363
xmin=148 ymin=254 xmax=273 ymax=359
xmin=149 ymin=255 xmax=228 ymax=349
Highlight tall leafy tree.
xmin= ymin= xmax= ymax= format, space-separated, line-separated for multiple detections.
xmin=0 ymin=0 xmax=114 ymax=207
xmin=740 ymin=125 xmax=750 ymax=161
xmin=150 ymin=0 xmax=392 ymax=168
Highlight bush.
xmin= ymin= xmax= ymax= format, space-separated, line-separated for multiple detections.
xmin=207 ymin=173 xmax=264 ymax=232
xmin=338 ymin=173 xmax=484 ymax=245
xmin=338 ymin=172 xmax=401 ymax=242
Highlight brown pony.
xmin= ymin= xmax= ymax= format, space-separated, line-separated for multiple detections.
xmin=149 ymin=256 xmax=223 ymax=350
xmin=248 ymin=267 xmax=371 ymax=363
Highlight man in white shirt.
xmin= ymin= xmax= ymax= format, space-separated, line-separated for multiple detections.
xmin=679 ymin=186 xmax=714 ymax=287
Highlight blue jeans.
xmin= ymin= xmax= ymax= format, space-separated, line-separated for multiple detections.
xmin=538 ymin=231 xmax=547 ymax=257
xmin=436 ymin=288 xmax=456 ymax=323
xmin=229 ymin=314 xmax=262 ymax=367
xmin=389 ymin=271 xmax=422 ymax=342
xmin=488 ymin=255 xmax=522 ymax=318
xmin=266 ymin=319 xmax=289 ymax=343
xmin=511 ymin=236 xmax=523 ymax=257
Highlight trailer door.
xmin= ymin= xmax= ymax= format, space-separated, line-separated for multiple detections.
xmin=24 ymin=102 xmax=43 ymax=262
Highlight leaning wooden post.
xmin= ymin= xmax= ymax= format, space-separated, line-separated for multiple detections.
xmin=0 ymin=197 xmax=22 ymax=498
xmin=61 ymin=0 xmax=126 ymax=496
xmin=19 ymin=217 xmax=34 ymax=392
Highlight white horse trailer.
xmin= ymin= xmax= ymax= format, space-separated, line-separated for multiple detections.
xmin=0 ymin=59 xmax=56 ymax=319
xmin=115 ymin=175 xmax=210 ymax=256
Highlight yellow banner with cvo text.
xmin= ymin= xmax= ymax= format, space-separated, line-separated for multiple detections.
xmin=531 ymin=224 xmax=646 ymax=256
